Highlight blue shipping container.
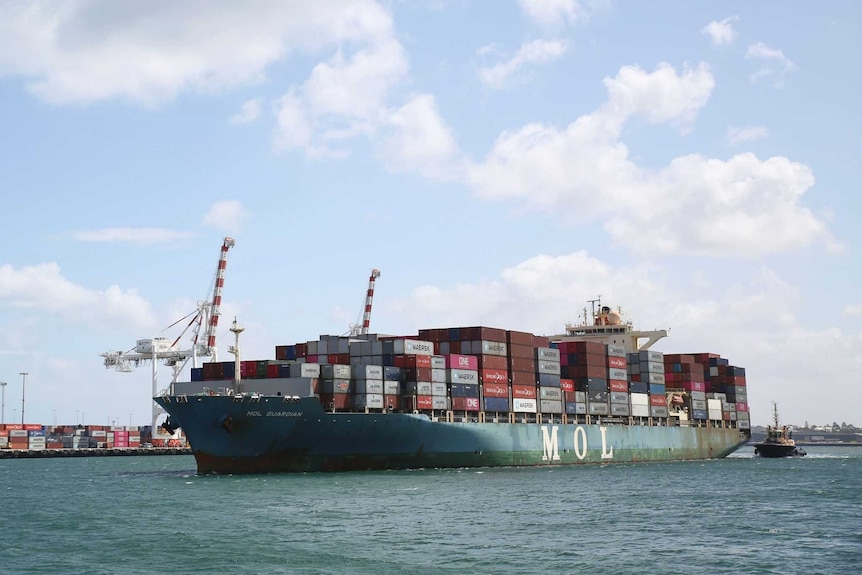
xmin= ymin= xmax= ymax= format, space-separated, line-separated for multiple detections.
xmin=483 ymin=397 xmax=509 ymax=412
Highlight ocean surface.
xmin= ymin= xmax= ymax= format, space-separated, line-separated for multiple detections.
xmin=1 ymin=446 xmax=860 ymax=575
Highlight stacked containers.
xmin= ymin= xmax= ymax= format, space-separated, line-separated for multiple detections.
xmin=318 ymin=361 xmax=351 ymax=411
xmin=387 ymin=338 xmax=435 ymax=412
xmin=607 ymin=344 xmax=630 ymax=417
xmin=445 ymin=353 xmax=480 ymax=414
xmin=508 ymin=330 xmax=536 ymax=415
xmin=664 ymin=354 xmax=706 ymax=421
xmin=630 ymin=350 xmax=667 ymax=419
xmin=558 ymin=341 xmax=609 ymax=417
xmin=353 ymin=364 xmax=384 ymax=410
xmin=27 ymin=425 xmax=46 ymax=451
xmin=535 ymin=347 xmax=562 ymax=416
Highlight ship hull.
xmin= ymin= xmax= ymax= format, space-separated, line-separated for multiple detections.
xmin=156 ymin=395 xmax=749 ymax=474
xmin=753 ymin=442 xmax=805 ymax=458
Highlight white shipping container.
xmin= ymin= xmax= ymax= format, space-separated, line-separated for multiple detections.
xmin=539 ymin=387 xmax=562 ymax=400
xmin=691 ymin=400 xmax=707 ymax=411
xmin=574 ymin=403 xmax=587 ymax=415
xmin=307 ymin=341 xmax=319 ymax=355
xmin=607 ymin=344 xmax=626 ymax=358
xmin=431 ymin=382 xmax=448 ymax=397
xmin=394 ymin=339 xmax=434 ymax=355
xmin=630 ymin=393 xmax=649 ymax=406
xmin=383 ymin=380 xmax=400 ymax=395
xmin=690 ymin=390 xmax=707 ymax=401
xmin=708 ymin=410 xmax=723 ymax=421
xmin=610 ymin=392 xmax=629 ymax=404
xmin=611 ymin=403 xmax=630 ymax=416
xmin=355 ymin=394 xmax=384 ymax=409
xmin=738 ymin=419 xmax=750 ymax=429
xmin=513 ymin=398 xmax=537 ymax=413
xmin=354 ymin=365 xmax=383 ymax=380
xmin=0 ymin=437 xmax=8 ymax=447
xmin=90 ymin=430 xmax=107 ymax=437
xmin=608 ymin=368 xmax=628 ymax=381
xmin=640 ymin=361 xmax=664 ymax=374
xmin=631 ymin=404 xmax=650 ymax=417
xmin=431 ymin=396 xmax=449 ymax=410
xmin=540 ymin=399 xmax=563 ymax=414
xmin=574 ymin=391 xmax=587 ymax=403
xmin=647 ymin=372 xmax=665 ymax=384
xmin=707 ymin=399 xmax=722 ymax=411
xmin=535 ymin=347 xmax=560 ymax=361
xmin=416 ymin=382 xmax=432 ymax=395
xmin=638 ymin=350 xmax=664 ymax=362
xmin=537 ymin=361 xmax=561 ymax=375
xmin=650 ymin=406 xmax=669 ymax=418
xmin=472 ymin=340 xmax=507 ymax=357
xmin=9 ymin=429 xmax=28 ymax=438
xmin=431 ymin=368 xmax=447 ymax=383
xmin=357 ymin=380 xmax=384 ymax=394
xmin=321 ymin=364 xmax=352 ymax=380
xmin=289 ymin=362 xmax=321 ymax=378
xmin=431 ymin=355 xmax=446 ymax=369
xmin=448 ymin=369 xmax=478 ymax=384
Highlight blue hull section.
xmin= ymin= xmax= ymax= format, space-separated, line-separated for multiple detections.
xmin=156 ymin=395 xmax=748 ymax=474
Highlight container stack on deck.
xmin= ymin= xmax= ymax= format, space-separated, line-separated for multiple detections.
xmin=187 ymin=325 xmax=749 ymax=428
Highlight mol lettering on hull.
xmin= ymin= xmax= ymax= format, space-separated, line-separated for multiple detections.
xmin=541 ymin=425 xmax=615 ymax=463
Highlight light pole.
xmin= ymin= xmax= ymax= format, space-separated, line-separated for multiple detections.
xmin=19 ymin=372 xmax=28 ymax=425
xmin=0 ymin=381 xmax=7 ymax=425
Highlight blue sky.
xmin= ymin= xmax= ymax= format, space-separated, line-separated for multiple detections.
xmin=0 ymin=0 xmax=859 ymax=429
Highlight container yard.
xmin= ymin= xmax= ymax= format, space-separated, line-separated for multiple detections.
xmin=0 ymin=423 xmax=189 ymax=458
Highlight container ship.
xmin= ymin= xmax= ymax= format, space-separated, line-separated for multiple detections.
xmin=155 ymin=302 xmax=751 ymax=474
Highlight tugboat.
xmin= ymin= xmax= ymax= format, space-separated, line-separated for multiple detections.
xmin=753 ymin=402 xmax=806 ymax=458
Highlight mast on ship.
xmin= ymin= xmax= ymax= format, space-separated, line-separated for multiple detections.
xmin=229 ymin=317 xmax=245 ymax=394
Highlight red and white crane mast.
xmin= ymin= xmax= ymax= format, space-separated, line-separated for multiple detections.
xmin=204 ymin=237 xmax=235 ymax=357
xmin=349 ymin=269 xmax=381 ymax=337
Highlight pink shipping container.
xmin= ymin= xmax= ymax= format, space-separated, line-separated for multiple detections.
xmin=444 ymin=354 xmax=479 ymax=371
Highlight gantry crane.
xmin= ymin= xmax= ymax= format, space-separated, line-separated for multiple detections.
xmin=348 ymin=269 xmax=381 ymax=337
xmin=100 ymin=237 xmax=236 ymax=440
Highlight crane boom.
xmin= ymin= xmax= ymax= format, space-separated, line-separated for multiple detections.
xmin=204 ymin=236 xmax=235 ymax=355
xmin=361 ymin=269 xmax=381 ymax=335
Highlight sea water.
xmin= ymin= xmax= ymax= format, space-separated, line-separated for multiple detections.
xmin=0 ymin=447 xmax=860 ymax=575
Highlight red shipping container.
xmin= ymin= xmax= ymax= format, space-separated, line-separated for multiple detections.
xmin=477 ymin=355 xmax=508 ymax=370
xmin=681 ymin=381 xmax=706 ymax=392
xmin=506 ymin=330 xmax=534 ymax=346
xmin=394 ymin=355 xmax=433 ymax=369
xmin=445 ymin=354 xmax=478 ymax=371
xmin=24 ymin=424 xmax=42 ymax=431
xmin=0 ymin=430 xmax=8 ymax=437
xmin=736 ymin=402 xmax=749 ymax=412
xmin=508 ymin=344 xmax=534 ymax=359
xmin=319 ymin=393 xmax=353 ymax=410
xmin=649 ymin=394 xmax=667 ymax=407
xmin=510 ymin=370 xmax=535 ymax=386
xmin=560 ymin=379 xmax=575 ymax=392
xmin=452 ymin=397 xmax=481 ymax=411
xmin=557 ymin=341 xmax=605 ymax=355
xmin=481 ymin=368 xmax=508 ymax=384
xmin=512 ymin=384 xmax=537 ymax=399
xmin=403 ymin=367 xmax=432 ymax=381
xmin=295 ymin=342 xmax=308 ymax=357
xmin=416 ymin=395 xmax=434 ymax=410
xmin=482 ymin=383 xmax=509 ymax=398
xmin=507 ymin=357 xmax=536 ymax=372
xmin=609 ymin=379 xmax=628 ymax=393
xmin=267 ymin=364 xmax=279 ymax=378
xmin=607 ymin=356 xmax=627 ymax=370
xmin=384 ymin=395 xmax=399 ymax=410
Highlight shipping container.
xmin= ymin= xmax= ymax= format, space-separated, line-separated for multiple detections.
xmin=513 ymin=398 xmax=537 ymax=413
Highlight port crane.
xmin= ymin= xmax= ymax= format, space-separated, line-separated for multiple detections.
xmin=100 ymin=237 xmax=235 ymax=440
xmin=347 ymin=269 xmax=381 ymax=337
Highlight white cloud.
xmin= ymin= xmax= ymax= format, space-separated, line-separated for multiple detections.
xmin=702 ymin=16 xmax=739 ymax=46
xmin=478 ymin=39 xmax=568 ymax=89
xmin=378 ymin=94 xmax=461 ymax=180
xmin=230 ymin=98 xmax=262 ymax=125
xmin=465 ymin=62 xmax=836 ymax=256
xmin=519 ymin=0 xmax=585 ymax=26
xmin=0 ymin=263 xmax=155 ymax=330
xmin=727 ymin=126 xmax=768 ymax=146
xmin=746 ymin=42 xmax=795 ymax=86
xmin=386 ymin=254 xmax=861 ymax=426
xmin=845 ymin=304 xmax=862 ymax=318
xmin=0 ymin=1 xmax=394 ymax=106
xmin=71 ymin=228 xmax=194 ymax=245
xmin=272 ymin=28 xmax=408 ymax=156
xmin=202 ymin=201 xmax=249 ymax=233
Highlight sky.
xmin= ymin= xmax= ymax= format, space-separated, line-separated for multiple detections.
xmin=1 ymin=0 xmax=859 ymax=430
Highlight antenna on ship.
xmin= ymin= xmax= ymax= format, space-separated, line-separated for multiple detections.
xmin=229 ymin=317 xmax=245 ymax=394
xmin=587 ymin=295 xmax=602 ymax=324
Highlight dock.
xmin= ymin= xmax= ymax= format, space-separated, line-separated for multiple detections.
xmin=0 ymin=447 xmax=191 ymax=459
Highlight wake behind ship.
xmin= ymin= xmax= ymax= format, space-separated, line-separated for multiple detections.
xmin=155 ymin=303 xmax=751 ymax=474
